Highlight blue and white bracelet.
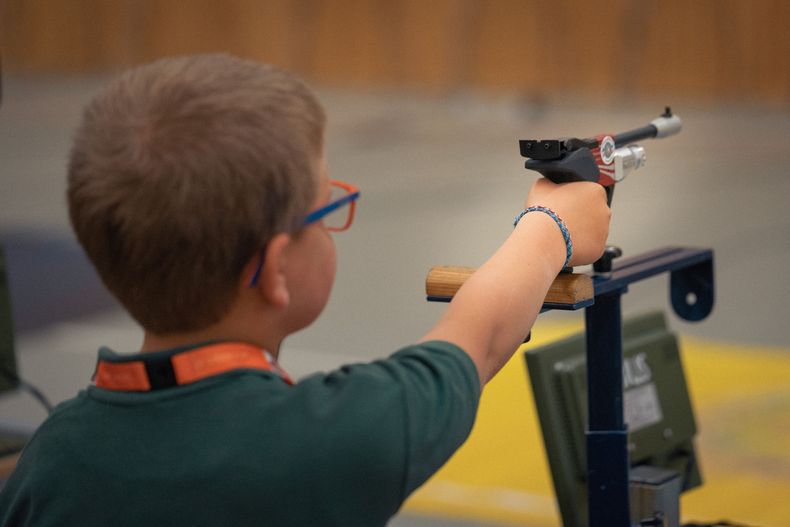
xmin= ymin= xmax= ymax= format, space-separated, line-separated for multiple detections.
xmin=513 ymin=206 xmax=573 ymax=268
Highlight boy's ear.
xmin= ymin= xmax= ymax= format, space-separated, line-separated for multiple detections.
xmin=251 ymin=233 xmax=292 ymax=309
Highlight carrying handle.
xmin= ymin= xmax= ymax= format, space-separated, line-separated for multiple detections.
xmin=425 ymin=266 xmax=594 ymax=307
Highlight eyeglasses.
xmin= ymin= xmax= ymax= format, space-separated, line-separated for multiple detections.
xmin=248 ymin=179 xmax=359 ymax=287
xmin=303 ymin=179 xmax=360 ymax=232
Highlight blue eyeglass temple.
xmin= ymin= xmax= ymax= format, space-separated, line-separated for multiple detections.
xmin=249 ymin=253 xmax=265 ymax=287
xmin=302 ymin=191 xmax=360 ymax=226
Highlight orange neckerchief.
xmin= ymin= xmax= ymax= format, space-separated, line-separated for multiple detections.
xmin=93 ymin=342 xmax=293 ymax=392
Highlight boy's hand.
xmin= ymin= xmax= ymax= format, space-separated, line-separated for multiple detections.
xmin=525 ymin=178 xmax=610 ymax=267
xmin=422 ymin=177 xmax=612 ymax=385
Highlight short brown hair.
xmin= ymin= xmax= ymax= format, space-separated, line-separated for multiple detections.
xmin=68 ymin=54 xmax=325 ymax=333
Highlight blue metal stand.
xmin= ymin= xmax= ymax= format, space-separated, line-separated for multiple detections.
xmin=571 ymin=246 xmax=714 ymax=527
xmin=585 ymin=291 xmax=631 ymax=527
xmin=426 ymin=245 xmax=714 ymax=526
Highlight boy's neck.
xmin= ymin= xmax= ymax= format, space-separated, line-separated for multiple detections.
xmin=139 ymin=266 xmax=298 ymax=358
xmin=140 ymin=316 xmax=285 ymax=358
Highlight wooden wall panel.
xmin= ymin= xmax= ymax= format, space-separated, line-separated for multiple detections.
xmin=309 ymin=0 xmax=400 ymax=86
xmin=135 ymin=1 xmax=268 ymax=61
xmin=2 ymin=0 xmax=136 ymax=71
xmin=470 ymin=1 xmax=542 ymax=93
xmin=743 ymin=0 xmax=790 ymax=102
xmin=2 ymin=0 xmax=788 ymax=105
xmin=470 ymin=0 xmax=635 ymax=99
xmin=632 ymin=2 xmax=731 ymax=100
xmin=392 ymin=0 xmax=473 ymax=92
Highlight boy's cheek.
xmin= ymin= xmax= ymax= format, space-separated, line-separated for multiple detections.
xmin=290 ymin=228 xmax=337 ymax=320
xmin=317 ymin=234 xmax=338 ymax=308
xmin=318 ymin=233 xmax=337 ymax=295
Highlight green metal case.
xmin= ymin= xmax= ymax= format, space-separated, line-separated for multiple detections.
xmin=525 ymin=311 xmax=702 ymax=527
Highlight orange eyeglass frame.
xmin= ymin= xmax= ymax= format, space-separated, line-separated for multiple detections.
xmin=303 ymin=179 xmax=360 ymax=232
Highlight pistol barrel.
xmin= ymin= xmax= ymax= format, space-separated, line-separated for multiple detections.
xmin=613 ymin=108 xmax=682 ymax=147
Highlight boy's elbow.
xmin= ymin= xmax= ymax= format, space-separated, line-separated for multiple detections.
xmin=419 ymin=323 xmax=491 ymax=385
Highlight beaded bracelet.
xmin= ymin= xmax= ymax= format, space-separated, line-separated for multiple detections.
xmin=513 ymin=206 xmax=573 ymax=268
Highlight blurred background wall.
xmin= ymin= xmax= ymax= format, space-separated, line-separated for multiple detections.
xmin=3 ymin=0 xmax=790 ymax=107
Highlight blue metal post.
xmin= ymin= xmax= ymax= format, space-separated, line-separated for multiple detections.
xmin=585 ymin=290 xmax=630 ymax=527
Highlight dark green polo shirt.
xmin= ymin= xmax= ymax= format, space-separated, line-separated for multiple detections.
xmin=0 ymin=341 xmax=480 ymax=527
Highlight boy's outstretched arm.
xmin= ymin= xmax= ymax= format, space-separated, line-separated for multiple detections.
xmin=420 ymin=179 xmax=610 ymax=385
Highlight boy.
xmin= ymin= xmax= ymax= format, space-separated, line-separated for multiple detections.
xmin=0 ymin=54 xmax=609 ymax=526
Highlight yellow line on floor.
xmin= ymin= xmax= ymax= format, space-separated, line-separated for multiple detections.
xmin=403 ymin=319 xmax=790 ymax=526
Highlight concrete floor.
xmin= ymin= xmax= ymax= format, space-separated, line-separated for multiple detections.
xmin=1 ymin=75 xmax=789 ymax=525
